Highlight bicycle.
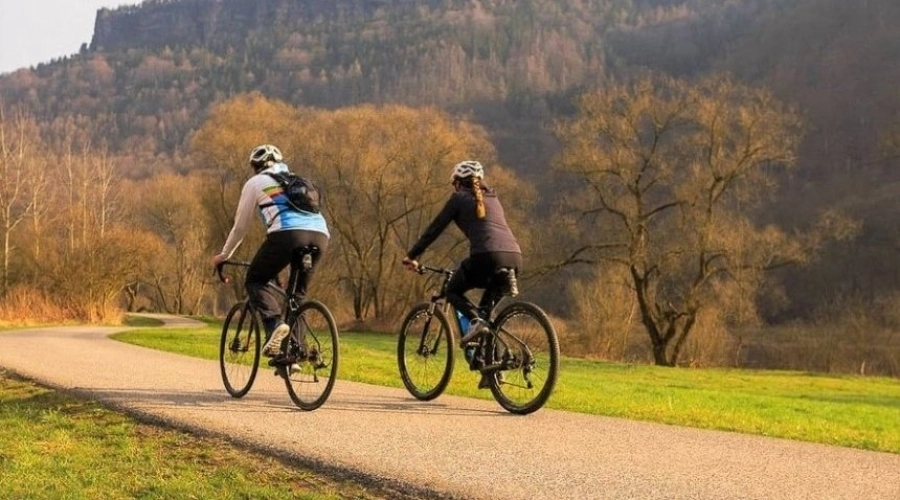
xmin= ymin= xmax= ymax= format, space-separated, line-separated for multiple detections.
xmin=215 ymin=245 xmax=339 ymax=411
xmin=397 ymin=263 xmax=559 ymax=414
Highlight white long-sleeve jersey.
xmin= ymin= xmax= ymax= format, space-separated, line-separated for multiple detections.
xmin=219 ymin=163 xmax=329 ymax=259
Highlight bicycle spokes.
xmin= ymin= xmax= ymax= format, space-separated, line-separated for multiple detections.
xmin=416 ymin=316 xmax=443 ymax=357
xmin=493 ymin=329 xmax=533 ymax=370
xmin=397 ymin=304 xmax=455 ymax=401
xmin=487 ymin=302 xmax=560 ymax=415
xmin=219 ymin=301 xmax=261 ymax=399
xmin=281 ymin=300 xmax=339 ymax=411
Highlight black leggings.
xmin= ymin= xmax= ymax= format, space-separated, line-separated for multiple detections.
xmin=446 ymin=251 xmax=522 ymax=321
xmin=246 ymin=229 xmax=329 ymax=324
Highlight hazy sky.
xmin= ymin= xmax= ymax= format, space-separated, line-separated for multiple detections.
xmin=0 ymin=1 xmax=141 ymax=75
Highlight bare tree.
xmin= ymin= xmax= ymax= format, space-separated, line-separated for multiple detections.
xmin=133 ymin=174 xmax=211 ymax=314
xmin=553 ymin=74 xmax=837 ymax=366
xmin=0 ymin=106 xmax=43 ymax=294
xmin=288 ymin=104 xmax=500 ymax=322
xmin=44 ymin=138 xmax=146 ymax=322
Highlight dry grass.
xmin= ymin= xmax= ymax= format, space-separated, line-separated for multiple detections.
xmin=0 ymin=285 xmax=123 ymax=327
xmin=737 ymin=323 xmax=900 ymax=377
xmin=739 ymin=292 xmax=900 ymax=377
xmin=564 ymin=285 xmax=900 ymax=376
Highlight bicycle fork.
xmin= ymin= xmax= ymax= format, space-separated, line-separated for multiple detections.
xmin=417 ymin=304 xmax=444 ymax=357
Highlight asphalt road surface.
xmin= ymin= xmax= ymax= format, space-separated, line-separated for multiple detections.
xmin=1 ymin=316 xmax=898 ymax=499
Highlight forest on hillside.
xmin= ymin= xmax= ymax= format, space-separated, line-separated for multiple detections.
xmin=0 ymin=0 xmax=898 ymax=375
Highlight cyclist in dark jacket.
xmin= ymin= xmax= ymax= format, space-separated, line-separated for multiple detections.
xmin=402 ymin=160 xmax=522 ymax=346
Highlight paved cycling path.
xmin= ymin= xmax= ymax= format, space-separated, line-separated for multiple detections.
xmin=1 ymin=316 xmax=899 ymax=500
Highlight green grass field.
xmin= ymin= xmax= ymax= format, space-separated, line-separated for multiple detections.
xmin=112 ymin=322 xmax=900 ymax=454
xmin=0 ymin=372 xmax=388 ymax=499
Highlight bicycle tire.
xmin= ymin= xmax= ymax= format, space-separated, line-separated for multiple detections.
xmin=487 ymin=301 xmax=559 ymax=414
xmin=281 ymin=300 xmax=339 ymax=411
xmin=397 ymin=303 xmax=455 ymax=401
xmin=219 ymin=301 xmax=261 ymax=398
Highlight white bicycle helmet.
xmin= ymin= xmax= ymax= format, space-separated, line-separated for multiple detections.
xmin=450 ymin=160 xmax=484 ymax=181
xmin=249 ymin=144 xmax=284 ymax=168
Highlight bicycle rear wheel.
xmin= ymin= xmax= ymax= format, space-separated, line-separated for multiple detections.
xmin=281 ymin=300 xmax=339 ymax=411
xmin=397 ymin=304 xmax=455 ymax=401
xmin=487 ymin=301 xmax=559 ymax=414
xmin=219 ymin=301 xmax=261 ymax=398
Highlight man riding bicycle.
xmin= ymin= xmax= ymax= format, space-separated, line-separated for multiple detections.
xmin=212 ymin=144 xmax=330 ymax=358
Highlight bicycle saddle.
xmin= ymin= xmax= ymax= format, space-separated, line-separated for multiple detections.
xmin=292 ymin=245 xmax=320 ymax=270
xmin=494 ymin=267 xmax=519 ymax=297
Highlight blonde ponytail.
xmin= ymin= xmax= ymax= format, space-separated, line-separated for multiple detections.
xmin=473 ymin=178 xmax=486 ymax=219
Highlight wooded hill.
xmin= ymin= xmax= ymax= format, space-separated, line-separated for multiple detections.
xmin=1 ymin=0 xmax=898 ymax=370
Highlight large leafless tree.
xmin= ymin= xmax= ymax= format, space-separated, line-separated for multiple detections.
xmin=553 ymin=74 xmax=841 ymax=366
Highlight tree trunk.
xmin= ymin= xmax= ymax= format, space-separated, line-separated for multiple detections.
xmin=652 ymin=341 xmax=673 ymax=366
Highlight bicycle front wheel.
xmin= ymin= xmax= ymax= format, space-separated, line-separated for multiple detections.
xmin=487 ymin=301 xmax=559 ymax=414
xmin=282 ymin=300 xmax=339 ymax=411
xmin=397 ymin=304 xmax=455 ymax=401
xmin=219 ymin=301 xmax=261 ymax=398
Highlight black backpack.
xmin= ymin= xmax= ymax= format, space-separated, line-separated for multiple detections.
xmin=263 ymin=171 xmax=322 ymax=214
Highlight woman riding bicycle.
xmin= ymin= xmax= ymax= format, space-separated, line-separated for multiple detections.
xmin=402 ymin=160 xmax=522 ymax=347
xmin=212 ymin=144 xmax=330 ymax=358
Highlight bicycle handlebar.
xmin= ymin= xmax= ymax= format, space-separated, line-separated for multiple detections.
xmin=215 ymin=260 xmax=251 ymax=284
xmin=414 ymin=263 xmax=453 ymax=276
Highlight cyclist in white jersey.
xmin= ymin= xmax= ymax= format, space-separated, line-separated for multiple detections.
xmin=211 ymin=144 xmax=330 ymax=357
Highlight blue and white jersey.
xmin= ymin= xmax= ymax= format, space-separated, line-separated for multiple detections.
xmin=219 ymin=163 xmax=329 ymax=259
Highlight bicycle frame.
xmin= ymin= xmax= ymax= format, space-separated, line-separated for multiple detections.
xmin=281 ymin=248 xmax=315 ymax=320
xmin=417 ymin=264 xmax=452 ymax=309
xmin=215 ymin=248 xmax=314 ymax=347
xmin=412 ymin=265 xmax=457 ymax=356
xmin=415 ymin=263 xmax=500 ymax=327
xmin=413 ymin=264 xmax=506 ymax=364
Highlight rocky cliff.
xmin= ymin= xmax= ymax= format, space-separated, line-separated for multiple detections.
xmin=90 ymin=0 xmax=411 ymax=52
